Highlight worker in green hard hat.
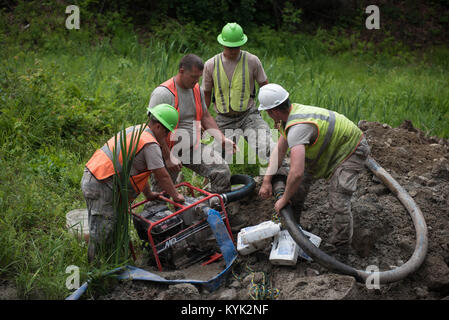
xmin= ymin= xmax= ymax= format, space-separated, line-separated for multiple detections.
xmin=81 ymin=103 xmax=185 ymax=263
xmin=202 ymin=23 xmax=288 ymax=227
xmin=202 ymin=23 xmax=286 ymax=171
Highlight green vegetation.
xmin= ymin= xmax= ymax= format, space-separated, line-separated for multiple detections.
xmin=0 ymin=1 xmax=448 ymax=299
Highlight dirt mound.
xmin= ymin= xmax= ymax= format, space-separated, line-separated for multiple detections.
xmin=100 ymin=120 xmax=449 ymax=300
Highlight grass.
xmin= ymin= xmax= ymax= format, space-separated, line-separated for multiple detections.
xmin=0 ymin=7 xmax=448 ymax=299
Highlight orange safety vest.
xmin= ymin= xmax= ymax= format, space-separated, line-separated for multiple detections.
xmin=159 ymin=77 xmax=203 ymax=149
xmin=86 ymin=125 xmax=159 ymax=196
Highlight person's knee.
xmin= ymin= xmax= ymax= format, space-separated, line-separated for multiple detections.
xmin=209 ymin=165 xmax=231 ymax=193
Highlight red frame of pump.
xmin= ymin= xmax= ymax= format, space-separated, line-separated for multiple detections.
xmin=130 ymin=182 xmax=233 ymax=271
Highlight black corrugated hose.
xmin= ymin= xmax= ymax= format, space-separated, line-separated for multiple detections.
xmin=272 ymin=156 xmax=428 ymax=284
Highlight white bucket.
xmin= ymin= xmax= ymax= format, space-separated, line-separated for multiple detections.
xmin=239 ymin=221 xmax=281 ymax=245
xmin=269 ymin=228 xmax=322 ymax=265
xmin=66 ymin=209 xmax=90 ymax=241
xmin=269 ymin=230 xmax=299 ymax=266
xmin=237 ymin=229 xmax=271 ymax=255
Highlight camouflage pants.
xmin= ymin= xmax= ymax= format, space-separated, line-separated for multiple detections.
xmin=215 ymin=108 xmax=289 ymax=176
xmin=151 ymin=143 xmax=231 ymax=194
xmin=80 ymin=168 xmax=115 ymax=263
xmin=291 ymin=137 xmax=371 ymax=246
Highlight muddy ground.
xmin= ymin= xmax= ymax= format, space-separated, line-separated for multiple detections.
xmin=96 ymin=120 xmax=449 ymax=300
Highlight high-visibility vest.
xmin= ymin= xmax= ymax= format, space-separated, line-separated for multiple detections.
xmin=212 ymin=51 xmax=251 ymax=113
xmin=279 ymin=103 xmax=363 ymax=179
xmin=86 ymin=125 xmax=159 ymax=196
xmin=159 ymin=77 xmax=203 ymax=149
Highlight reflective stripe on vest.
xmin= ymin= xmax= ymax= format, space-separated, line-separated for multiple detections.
xmin=281 ymin=103 xmax=363 ymax=179
xmin=159 ymin=77 xmax=203 ymax=149
xmin=86 ymin=125 xmax=159 ymax=195
xmin=212 ymin=51 xmax=250 ymax=113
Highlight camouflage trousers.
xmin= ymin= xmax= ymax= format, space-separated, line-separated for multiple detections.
xmin=291 ymin=136 xmax=371 ymax=246
xmin=80 ymin=168 xmax=115 ymax=263
xmin=151 ymin=142 xmax=232 ymax=194
xmin=215 ymin=108 xmax=289 ymax=177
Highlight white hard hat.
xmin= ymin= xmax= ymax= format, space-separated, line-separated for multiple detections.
xmin=258 ymin=83 xmax=289 ymax=111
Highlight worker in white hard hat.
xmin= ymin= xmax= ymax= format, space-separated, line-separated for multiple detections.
xmin=258 ymin=83 xmax=371 ymax=249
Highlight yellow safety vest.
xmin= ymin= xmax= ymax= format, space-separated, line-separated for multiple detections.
xmin=212 ymin=51 xmax=251 ymax=113
xmin=279 ymin=103 xmax=363 ymax=179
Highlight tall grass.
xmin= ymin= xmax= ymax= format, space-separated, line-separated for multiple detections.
xmin=111 ymin=123 xmax=149 ymax=265
xmin=0 ymin=8 xmax=448 ymax=298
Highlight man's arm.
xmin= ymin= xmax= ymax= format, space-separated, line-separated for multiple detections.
xmin=152 ymin=167 xmax=185 ymax=203
xmin=201 ymin=59 xmax=214 ymax=110
xmin=204 ymin=90 xmax=212 ymax=110
xmin=274 ymin=144 xmax=305 ymax=213
xmin=259 ymin=134 xmax=289 ymax=199
xmin=142 ymin=182 xmax=160 ymax=201
xmin=201 ymin=107 xmax=237 ymax=154
xmin=259 ymin=80 xmax=269 ymax=87
xmin=160 ymin=138 xmax=182 ymax=174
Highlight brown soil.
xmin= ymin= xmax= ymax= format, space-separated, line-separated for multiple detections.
xmin=98 ymin=120 xmax=449 ymax=300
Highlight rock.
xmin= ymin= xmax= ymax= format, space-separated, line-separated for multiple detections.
xmin=398 ymin=239 xmax=414 ymax=252
xmin=414 ymin=286 xmax=428 ymax=299
xmin=396 ymin=147 xmax=409 ymax=157
xmin=409 ymin=175 xmax=430 ymax=186
xmin=421 ymin=255 xmax=449 ymax=291
xmin=367 ymin=184 xmax=389 ymax=196
xmin=274 ymin=274 xmax=357 ymax=300
xmin=0 ymin=281 xmax=18 ymax=300
xmin=431 ymin=158 xmax=449 ymax=180
xmin=163 ymin=270 xmax=186 ymax=280
xmin=218 ymin=288 xmax=238 ymax=300
xmin=408 ymin=190 xmax=418 ymax=197
xmin=305 ymin=268 xmax=320 ymax=277
xmin=353 ymin=201 xmax=379 ymax=216
xmin=389 ymin=169 xmax=400 ymax=180
xmin=157 ymin=283 xmax=201 ymax=300
xmin=352 ymin=228 xmax=376 ymax=257
xmin=357 ymin=120 xmax=370 ymax=130
xmin=372 ymin=175 xmax=382 ymax=184
xmin=229 ymin=280 xmax=241 ymax=289
xmin=399 ymin=120 xmax=417 ymax=132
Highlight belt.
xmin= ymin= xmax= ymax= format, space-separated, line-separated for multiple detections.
xmin=218 ymin=108 xmax=250 ymax=118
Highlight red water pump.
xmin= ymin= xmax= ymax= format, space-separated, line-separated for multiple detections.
xmin=131 ymin=182 xmax=233 ymax=271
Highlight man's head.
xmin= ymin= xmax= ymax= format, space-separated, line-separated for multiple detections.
xmin=147 ymin=104 xmax=179 ymax=142
xmin=258 ymin=83 xmax=291 ymax=122
xmin=177 ymin=54 xmax=204 ymax=89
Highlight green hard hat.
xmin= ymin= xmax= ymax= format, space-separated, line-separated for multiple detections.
xmin=217 ymin=22 xmax=248 ymax=47
xmin=147 ymin=104 xmax=179 ymax=132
